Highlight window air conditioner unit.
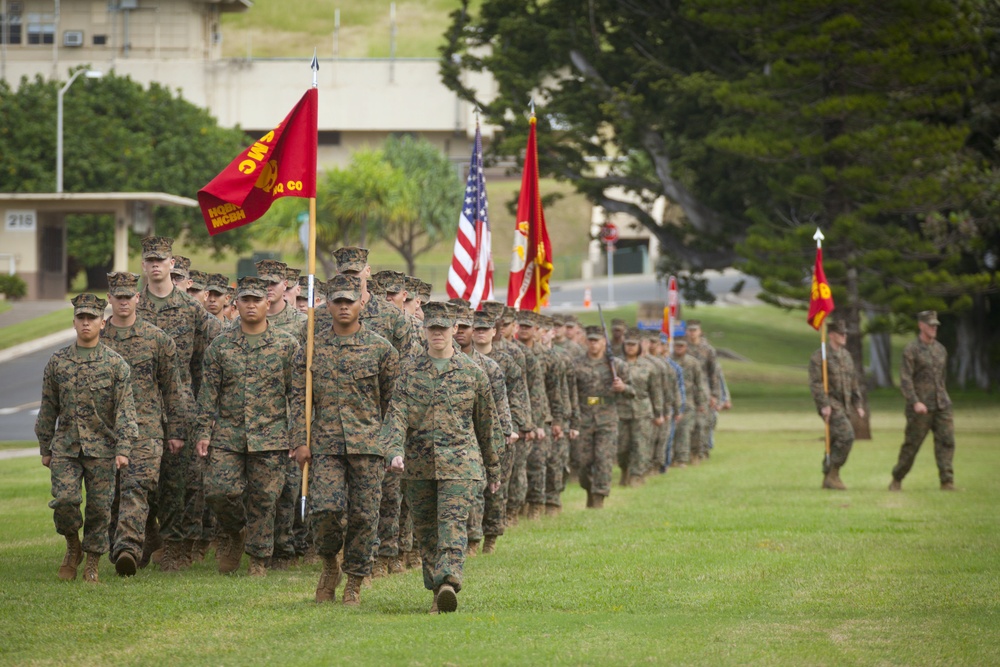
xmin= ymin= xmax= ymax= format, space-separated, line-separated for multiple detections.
xmin=63 ymin=31 xmax=84 ymax=47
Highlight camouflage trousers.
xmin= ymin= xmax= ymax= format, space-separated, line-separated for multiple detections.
xmin=690 ymin=411 xmax=712 ymax=460
xmin=555 ymin=434 xmax=571 ymax=494
xmin=483 ymin=437 xmax=517 ymax=537
xmin=273 ymin=456 xmax=310 ymax=559
xmin=672 ymin=411 xmax=695 ymax=463
xmin=525 ymin=429 xmax=551 ymax=505
xmin=577 ymin=412 xmax=618 ymax=498
xmin=892 ymin=407 xmax=956 ymax=484
xmin=546 ymin=433 xmax=567 ymax=506
xmin=377 ymin=464 xmax=403 ymax=558
xmin=651 ymin=420 xmax=669 ymax=472
xmin=505 ymin=436 xmax=531 ymax=514
xmin=110 ymin=448 xmax=161 ymax=561
xmin=399 ymin=487 xmax=414 ymax=552
xmin=617 ymin=417 xmax=653 ymax=479
xmin=821 ymin=407 xmax=855 ymax=473
xmin=149 ymin=446 xmax=187 ymax=542
xmin=310 ymin=454 xmax=384 ymax=578
xmin=407 ymin=479 xmax=477 ymax=593
xmin=183 ymin=445 xmax=208 ymax=541
xmin=466 ymin=479 xmax=488 ymax=542
xmin=49 ymin=455 xmax=115 ymax=554
xmin=204 ymin=449 xmax=285 ymax=559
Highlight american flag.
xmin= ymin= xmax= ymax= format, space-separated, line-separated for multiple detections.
xmin=446 ymin=123 xmax=494 ymax=308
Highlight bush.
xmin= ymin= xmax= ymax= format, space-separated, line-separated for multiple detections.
xmin=0 ymin=274 xmax=28 ymax=299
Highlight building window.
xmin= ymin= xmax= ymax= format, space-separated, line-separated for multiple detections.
xmin=318 ymin=131 xmax=341 ymax=146
xmin=0 ymin=15 xmax=23 ymax=44
xmin=41 ymin=227 xmax=64 ymax=273
xmin=93 ymin=34 xmax=107 ymax=46
xmin=26 ymin=13 xmax=55 ymax=45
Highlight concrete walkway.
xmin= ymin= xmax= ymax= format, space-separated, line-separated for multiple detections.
xmin=0 ymin=448 xmax=36 ymax=460
xmin=0 ymin=299 xmax=72 ymax=328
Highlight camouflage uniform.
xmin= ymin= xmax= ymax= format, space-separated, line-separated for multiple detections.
xmin=551 ymin=335 xmax=581 ymax=495
xmin=617 ymin=354 xmax=664 ymax=482
xmin=380 ymin=338 xmax=503 ymax=594
xmin=892 ymin=321 xmax=955 ymax=485
xmin=290 ymin=321 xmax=398 ymax=577
xmin=647 ymin=353 xmax=681 ymax=472
xmin=496 ymin=335 xmax=535 ymax=517
xmin=36 ymin=333 xmax=138 ymax=556
xmin=137 ymin=281 xmax=220 ymax=546
xmin=572 ymin=344 xmax=633 ymax=500
xmin=195 ymin=320 xmax=299 ymax=560
xmin=101 ymin=311 xmax=189 ymax=562
xmin=809 ymin=343 xmax=862 ymax=474
xmin=518 ymin=329 xmax=554 ymax=511
xmin=670 ymin=349 xmax=707 ymax=464
xmin=465 ymin=346 xmax=510 ymax=542
xmin=686 ymin=330 xmax=719 ymax=460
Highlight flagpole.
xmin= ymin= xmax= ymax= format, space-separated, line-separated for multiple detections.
xmin=301 ymin=51 xmax=319 ymax=521
xmin=530 ymin=105 xmax=541 ymax=313
xmin=814 ymin=228 xmax=831 ymax=468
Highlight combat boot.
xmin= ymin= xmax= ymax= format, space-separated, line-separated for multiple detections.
xmin=315 ymin=556 xmax=342 ymax=603
xmin=115 ymin=551 xmax=137 ymax=577
xmin=590 ymin=494 xmax=605 ymax=509
xmin=585 ymin=492 xmax=594 ymax=508
xmin=406 ymin=550 xmax=422 ymax=569
xmin=58 ymin=532 xmax=83 ymax=580
xmin=179 ymin=538 xmax=196 ymax=569
xmin=429 ymin=588 xmax=440 ymax=615
xmin=139 ymin=525 xmax=162 ymax=569
xmin=302 ymin=545 xmax=321 ymax=566
xmin=829 ymin=466 xmax=847 ymax=490
xmin=436 ymin=583 xmax=458 ymax=613
xmin=467 ymin=540 xmax=480 ymax=557
xmin=159 ymin=540 xmax=185 ymax=573
xmin=248 ymin=556 xmax=267 ymax=577
xmin=217 ymin=529 xmax=246 ymax=574
xmin=506 ymin=508 xmax=519 ymax=527
xmin=526 ymin=503 xmax=542 ymax=520
xmin=83 ymin=552 xmax=100 ymax=583
xmin=545 ymin=504 xmax=561 ymax=517
xmin=190 ymin=539 xmax=210 ymax=563
xmin=889 ymin=479 xmax=902 ymax=492
xmin=690 ymin=455 xmax=701 ymax=467
xmin=822 ymin=470 xmax=837 ymax=490
xmin=388 ymin=555 xmax=405 ymax=574
xmin=343 ymin=574 xmax=364 ymax=606
xmin=482 ymin=535 xmax=497 ymax=554
xmin=372 ymin=556 xmax=389 ymax=579
xmin=619 ymin=469 xmax=629 ymax=487
xmin=941 ymin=481 xmax=956 ymax=491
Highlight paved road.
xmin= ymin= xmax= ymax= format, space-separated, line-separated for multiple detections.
xmin=546 ymin=269 xmax=761 ymax=309
xmin=0 ymin=342 xmax=57 ymax=441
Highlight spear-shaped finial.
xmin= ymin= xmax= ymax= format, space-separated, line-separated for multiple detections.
xmin=529 ymin=97 xmax=535 ymax=117
xmin=474 ymin=105 xmax=480 ymax=126
xmin=813 ymin=227 xmax=825 ymax=247
xmin=311 ymin=48 xmax=319 ymax=88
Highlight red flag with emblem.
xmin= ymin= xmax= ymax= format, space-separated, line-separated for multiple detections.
xmin=807 ymin=246 xmax=835 ymax=329
xmin=198 ymin=88 xmax=317 ymax=236
xmin=506 ymin=115 xmax=553 ymax=311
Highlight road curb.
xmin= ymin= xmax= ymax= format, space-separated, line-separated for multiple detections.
xmin=0 ymin=329 xmax=76 ymax=365
xmin=0 ymin=448 xmax=37 ymax=461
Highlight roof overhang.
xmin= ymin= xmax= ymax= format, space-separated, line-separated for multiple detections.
xmin=0 ymin=192 xmax=197 ymax=213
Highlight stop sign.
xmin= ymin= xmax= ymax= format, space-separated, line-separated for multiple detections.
xmin=600 ymin=222 xmax=619 ymax=243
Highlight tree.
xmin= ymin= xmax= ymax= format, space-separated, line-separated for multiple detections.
xmin=381 ymin=135 xmax=462 ymax=275
xmin=0 ymin=71 xmax=253 ymax=287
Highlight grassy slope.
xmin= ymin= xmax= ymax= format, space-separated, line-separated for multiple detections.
xmin=0 ymin=306 xmax=73 ymax=351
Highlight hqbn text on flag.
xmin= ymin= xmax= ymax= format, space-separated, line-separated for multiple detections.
xmin=207 ymin=203 xmax=247 ymax=229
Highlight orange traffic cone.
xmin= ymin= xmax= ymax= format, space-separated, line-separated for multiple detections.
xmin=583 ymin=287 xmax=592 ymax=308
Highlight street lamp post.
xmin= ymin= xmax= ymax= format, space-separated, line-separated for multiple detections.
xmin=56 ymin=69 xmax=102 ymax=193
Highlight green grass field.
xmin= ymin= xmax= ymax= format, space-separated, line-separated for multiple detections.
xmin=0 ymin=306 xmax=73 ymax=351
xmin=2 ymin=300 xmax=999 ymax=665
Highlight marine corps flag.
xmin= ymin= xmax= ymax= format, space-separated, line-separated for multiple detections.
xmin=507 ymin=113 xmax=553 ymax=311
xmin=807 ymin=232 xmax=835 ymax=330
xmin=199 ymin=88 xmax=317 ymax=236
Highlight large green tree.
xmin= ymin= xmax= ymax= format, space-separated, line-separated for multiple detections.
xmin=0 ymin=71 xmax=253 ymax=287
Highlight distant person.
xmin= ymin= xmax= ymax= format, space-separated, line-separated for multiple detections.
xmin=889 ymin=311 xmax=956 ymax=491
xmin=35 ymin=294 xmax=137 ymax=583
xmin=808 ymin=319 xmax=864 ymax=490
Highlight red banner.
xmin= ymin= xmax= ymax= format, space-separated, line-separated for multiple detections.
xmin=506 ymin=116 xmax=553 ymax=311
xmin=198 ymin=88 xmax=317 ymax=236
xmin=807 ymin=246 xmax=835 ymax=330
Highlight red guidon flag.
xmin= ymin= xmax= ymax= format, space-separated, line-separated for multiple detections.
xmin=198 ymin=88 xmax=317 ymax=235
xmin=807 ymin=246 xmax=835 ymax=329
xmin=506 ymin=115 xmax=553 ymax=311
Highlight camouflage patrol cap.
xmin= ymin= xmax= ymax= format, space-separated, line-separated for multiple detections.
xmin=324 ymin=273 xmax=362 ymax=302
xmin=917 ymin=310 xmax=941 ymax=326
xmin=473 ymin=310 xmax=497 ymax=329
xmin=480 ymin=300 xmax=506 ymax=321
xmin=236 ymin=276 xmax=268 ymax=299
xmin=536 ymin=313 xmax=554 ymax=329
xmin=374 ymin=270 xmax=406 ymax=294
xmin=673 ymin=335 xmax=688 ymax=345
xmin=189 ymin=270 xmax=209 ymax=291
xmin=687 ymin=319 xmax=702 ymax=331
xmin=285 ymin=267 xmax=301 ymax=283
xmin=141 ymin=236 xmax=174 ymax=260
xmin=297 ymin=275 xmax=310 ymax=291
xmin=584 ymin=325 xmax=604 ymax=340
xmin=106 ymin=272 xmax=140 ymax=297
xmin=333 ymin=247 xmax=369 ymax=273
xmin=205 ymin=273 xmax=231 ymax=295
xmin=72 ymin=293 xmax=107 ymax=318
xmin=255 ymin=259 xmax=288 ymax=284
xmin=404 ymin=276 xmax=420 ymax=300
xmin=516 ymin=309 xmax=535 ymax=327
xmin=564 ymin=314 xmax=580 ymax=328
xmin=422 ymin=301 xmax=455 ymax=328
xmin=170 ymin=255 xmax=191 ymax=279
xmin=501 ymin=306 xmax=517 ymax=325
xmin=417 ymin=280 xmax=432 ymax=301
xmin=827 ymin=319 xmax=847 ymax=335
xmin=551 ymin=313 xmax=566 ymax=326
xmin=611 ymin=318 xmax=627 ymax=329
xmin=449 ymin=298 xmax=474 ymax=326
xmin=624 ymin=327 xmax=642 ymax=342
